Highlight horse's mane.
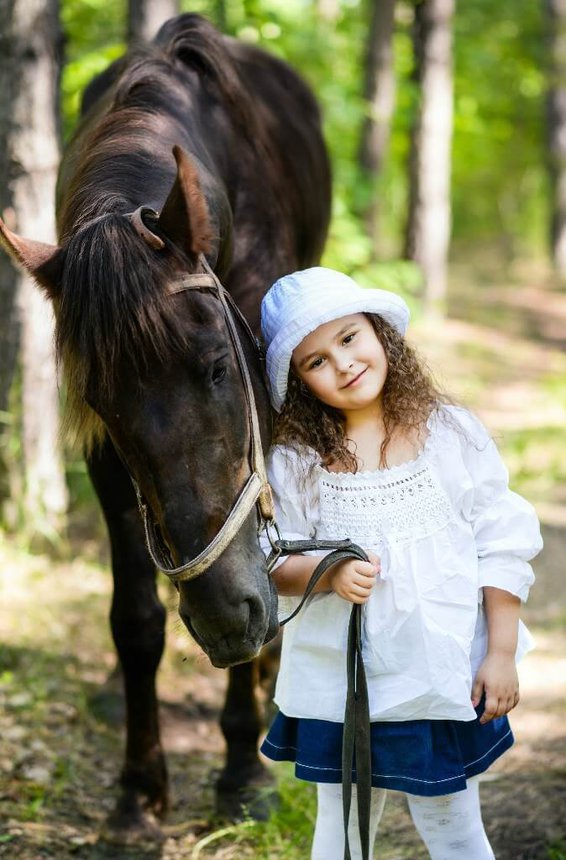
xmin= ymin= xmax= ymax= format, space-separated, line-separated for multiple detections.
xmin=57 ymin=14 xmax=271 ymax=448
xmin=60 ymin=15 xmax=270 ymax=231
xmin=153 ymin=13 xmax=268 ymax=145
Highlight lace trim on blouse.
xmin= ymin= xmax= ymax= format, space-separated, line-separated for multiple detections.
xmin=315 ymin=449 xmax=455 ymax=547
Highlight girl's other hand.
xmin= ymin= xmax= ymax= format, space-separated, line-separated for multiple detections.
xmin=328 ymin=551 xmax=380 ymax=604
xmin=471 ymin=653 xmax=520 ymax=725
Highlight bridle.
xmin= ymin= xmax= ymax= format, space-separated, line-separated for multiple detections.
xmin=134 ymin=253 xmax=278 ymax=584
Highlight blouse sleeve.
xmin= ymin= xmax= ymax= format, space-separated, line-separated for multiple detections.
xmin=259 ymin=445 xmax=320 ymax=620
xmin=452 ymin=408 xmax=542 ymax=602
xmin=259 ymin=445 xmax=319 ymax=549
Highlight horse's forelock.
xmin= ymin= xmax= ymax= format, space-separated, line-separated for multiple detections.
xmin=57 ymin=214 xmax=188 ymax=447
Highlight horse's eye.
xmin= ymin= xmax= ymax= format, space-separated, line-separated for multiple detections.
xmin=211 ymin=363 xmax=227 ymax=384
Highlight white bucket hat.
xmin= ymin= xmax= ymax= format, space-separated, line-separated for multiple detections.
xmin=261 ymin=267 xmax=410 ymax=411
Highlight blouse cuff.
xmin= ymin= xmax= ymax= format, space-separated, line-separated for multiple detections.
xmin=478 ymin=554 xmax=535 ymax=602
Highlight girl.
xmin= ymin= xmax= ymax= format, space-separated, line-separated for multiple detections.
xmin=258 ymin=267 xmax=542 ymax=860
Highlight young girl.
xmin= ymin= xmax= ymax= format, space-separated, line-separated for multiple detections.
xmin=258 ymin=267 xmax=542 ymax=860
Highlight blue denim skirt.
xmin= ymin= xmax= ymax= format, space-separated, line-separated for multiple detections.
xmin=260 ymin=701 xmax=513 ymax=797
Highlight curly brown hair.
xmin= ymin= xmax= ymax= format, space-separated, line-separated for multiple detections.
xmin=273 ymin=314 xmax=452 ymax=470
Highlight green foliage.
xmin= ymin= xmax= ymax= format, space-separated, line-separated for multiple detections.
xmin=61 ymin=0 xmax=125 ymax=136
xmin=548 ymin=842 xmax=566 ymax=860
xmin=451 ymin=0 xmax=547 ymax=251
xmin=61 ymin=0 xmax=552 ymax=264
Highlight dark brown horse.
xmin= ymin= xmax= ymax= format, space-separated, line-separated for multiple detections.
xmin=0 ymin=13 xmax=330 ymax=841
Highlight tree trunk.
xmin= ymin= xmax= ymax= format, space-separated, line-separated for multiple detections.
xmin=358 ymin=0 xmax=397 ymax=251
xmin=404 ymin=0 xmax=454 ymax=316
xmin=127 ymin=0 xmax=180 ymax=45
xmin=0 ymin=0 xmax=67 ymax=534
xmin=546 ymin=0 xmax=566 ymax=278
xmin=0 ymin=4 xmax=20 ymax=415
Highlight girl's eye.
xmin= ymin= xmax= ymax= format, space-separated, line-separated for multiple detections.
xmin=309 ymin=356 xmax=324 ymax=370
xmin=343 ymin=332 xmax=356 ymax=345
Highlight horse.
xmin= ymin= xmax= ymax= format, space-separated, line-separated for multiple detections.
xmin=0 ymin=13 xmax=331 ymax=841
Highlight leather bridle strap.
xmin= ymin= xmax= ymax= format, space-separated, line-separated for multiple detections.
xmin=267 ymin=539 xmax=372 ymax=860
xmin=136 ymin=254 xmax=274 ymax=583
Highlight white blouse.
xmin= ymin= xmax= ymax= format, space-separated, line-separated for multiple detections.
xmin=261 ymin=406 xmax=542 ymax=723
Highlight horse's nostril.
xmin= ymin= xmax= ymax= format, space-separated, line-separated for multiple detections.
xmin=244 ymin=595 xmax=265 ymax=634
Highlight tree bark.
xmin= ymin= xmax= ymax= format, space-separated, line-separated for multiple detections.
xmin=127 ymin=0 xmax=180 ymax=45
xmin=0 ymin=2 xmax=20 ymax=417
xmin=358 ymin=0 xmax=397 ymax=250
xmin=404 ymin=0 xmax=454 ymax=316
xmin=0 ymin=0 xmax=67 ymax=533
xmin=546 ymin=0 xmax=566 ymax=278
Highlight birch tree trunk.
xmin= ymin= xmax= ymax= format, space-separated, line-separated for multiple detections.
xmin=0 ymin=17 xmax=19 ymax=418
xmin=546 ymin=0 xmax=566 ymax=279
xmin=1 ymin=0 xmax=67 ymax=534
xmin=404 ymin=0 xmax=454 ymax=316
xmin=127 ymin=0 xmax=180 ymax=44
xmin=0 ymin=25 xmax=20 ymax=516
xmin=358 ymin=0 xmax=396 ymax=251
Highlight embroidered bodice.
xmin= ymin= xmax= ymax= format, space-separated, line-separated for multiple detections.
xmin=316 ymin=459 xmax=454 ymax=548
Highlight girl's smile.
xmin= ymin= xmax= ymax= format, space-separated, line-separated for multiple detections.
xmin=291 ymin=313 xmax=387 ymax=418
xmin=341 ymin=367 xmax=367 ymax=389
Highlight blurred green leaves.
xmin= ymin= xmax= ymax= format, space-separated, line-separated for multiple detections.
xmin=61 ymin=0 xmax=550 ymax=264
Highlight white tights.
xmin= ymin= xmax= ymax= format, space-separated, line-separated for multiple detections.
xmin=311 ymin=779 xmax=495 ymax=860
xmin=311 ymin=783 xmax=387 ymax=860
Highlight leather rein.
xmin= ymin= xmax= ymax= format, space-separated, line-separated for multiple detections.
xmin=266 ymin=539 xmax=372 ymax=860
xmin=135 ymin=254 xmax=372 ymax=860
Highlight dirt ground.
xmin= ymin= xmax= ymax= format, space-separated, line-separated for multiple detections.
xmin=1 ymin=265 xmax=565 ymax=860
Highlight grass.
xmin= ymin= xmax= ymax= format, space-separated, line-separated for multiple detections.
xmin=190 ymin=768 xmax=315 ymax=859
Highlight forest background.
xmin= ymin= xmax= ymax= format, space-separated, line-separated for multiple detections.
xmin=62 ymin=0 xmax=548 ymax=272
xmin=1 ymin=1 xmax=565 ymax=858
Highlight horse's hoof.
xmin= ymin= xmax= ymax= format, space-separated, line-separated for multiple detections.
xmin=100 ymin=795 xmax=166 ymax=845
xmin=215 ymin=767 xmax=279 ymax=822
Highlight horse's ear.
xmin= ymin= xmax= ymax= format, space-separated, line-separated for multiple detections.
xmin=0 ymin=215 xmax=63 ymax=300
xmin=157 ymin=145 xmax=213 ymax=256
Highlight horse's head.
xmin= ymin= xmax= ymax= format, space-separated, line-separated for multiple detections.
xmin=0 ymin=146 xmax=279 ymax=668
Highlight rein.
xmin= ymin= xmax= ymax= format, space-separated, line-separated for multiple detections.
xmin=267 ymin=538 xmax=372 ymax=860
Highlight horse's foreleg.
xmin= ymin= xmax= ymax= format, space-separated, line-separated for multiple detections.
xmin=107 ymin=526 xmax=168 ymax=838
xmin=216 ymin=659 xmax=277 ymax=820
xmin=88 ymin=443 xmax=168 ymax=843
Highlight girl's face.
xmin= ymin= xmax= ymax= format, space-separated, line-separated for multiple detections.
xmin=291 ymin=313 xmax=388 ymax=418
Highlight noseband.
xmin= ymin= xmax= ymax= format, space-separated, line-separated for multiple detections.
xmin=135 ymin=254 xmax=276 ymax=583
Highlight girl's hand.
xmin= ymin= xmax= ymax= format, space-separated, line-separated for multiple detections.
xmin=471 ymin=652 xmax=519 ymax=725
xmin=328 ymin=551 xmax=380 ymax=604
